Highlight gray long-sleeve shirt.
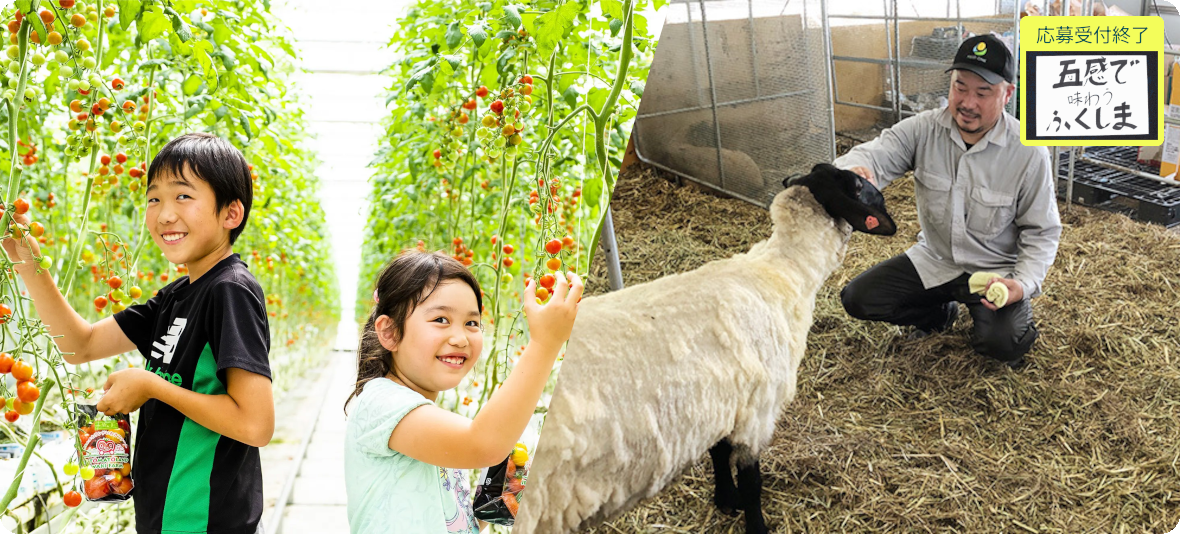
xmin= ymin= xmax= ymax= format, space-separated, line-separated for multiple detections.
xmin=833 ymin=106 xmax=1062 ymax=299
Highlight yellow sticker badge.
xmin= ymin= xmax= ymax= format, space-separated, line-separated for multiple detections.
xmin=1019 ymin=16 xmax=1164 ymax=146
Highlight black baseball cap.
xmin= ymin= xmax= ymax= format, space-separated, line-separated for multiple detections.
xmin=945 ymin=34 xmax=1014 ymax=85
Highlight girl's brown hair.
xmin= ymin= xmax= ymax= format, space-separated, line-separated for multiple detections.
xmin=344 ymin=250 xmax=483 ymax=414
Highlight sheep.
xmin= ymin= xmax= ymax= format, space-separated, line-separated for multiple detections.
xmin=513 ymin=164 xmax=897 ymax=534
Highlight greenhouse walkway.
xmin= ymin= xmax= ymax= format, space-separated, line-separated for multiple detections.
xmin=261 ymin=350 xmax=355 ymax=534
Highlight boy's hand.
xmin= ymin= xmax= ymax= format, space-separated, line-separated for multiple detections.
xmin=0 ymin=210 xmax=42 ymax=274
xmin=97 ymin=368 xmax=164 ymax=415
xmin=521 ymin=271 xmax=583 ymax=351
xmin=981 ymin=277 xmax=1024 ymax=311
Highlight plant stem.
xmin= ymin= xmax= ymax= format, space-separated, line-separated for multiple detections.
xmin=0 ymin=378 xmax=56 ymax=512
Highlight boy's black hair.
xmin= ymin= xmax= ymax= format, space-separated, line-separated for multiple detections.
xmin=147 ymin=132 xmax=253 ymax=245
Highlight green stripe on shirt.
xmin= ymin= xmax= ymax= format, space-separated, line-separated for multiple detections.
xmin=162 ymin=343 xmax=226 ymax=532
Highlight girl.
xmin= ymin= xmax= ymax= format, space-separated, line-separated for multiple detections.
xmin=344 ymin=250 xmax=581 ymax=534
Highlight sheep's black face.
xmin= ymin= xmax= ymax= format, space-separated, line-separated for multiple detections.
xmin=783 ymin=163 xmax=897 ymax=236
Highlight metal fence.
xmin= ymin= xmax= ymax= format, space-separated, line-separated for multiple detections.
xmin=631 ymin=0 xmax=836 ymax=208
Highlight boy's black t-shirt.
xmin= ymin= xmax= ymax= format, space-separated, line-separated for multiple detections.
xmin=113 ymin=253 xmax=271 ymax=534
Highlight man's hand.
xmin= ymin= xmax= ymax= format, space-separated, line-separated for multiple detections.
xmin=97 ymin=368 xmax=164 ymax=415
xmin=848 ymin=166 xmax=878 ymax=188
xmin=981 ymin=277 xmax=1024 ymax=311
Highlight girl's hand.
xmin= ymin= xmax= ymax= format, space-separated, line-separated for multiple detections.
xmin=521 ymin=271 xmax=582 ymax=351
xmin=0 ymin=210 xmax=42 ymax=274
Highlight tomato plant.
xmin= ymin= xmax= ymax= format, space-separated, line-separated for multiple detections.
xmin=358 ymin=0 xmax=659 ymax=417
xmin=0 ymin=0 xmax=338 ymax=530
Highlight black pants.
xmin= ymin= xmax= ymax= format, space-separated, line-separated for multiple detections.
xmin=840 ymin=254 xmax=1038 ymax=362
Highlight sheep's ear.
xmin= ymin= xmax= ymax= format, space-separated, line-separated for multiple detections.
xmin=828 ymin=173 xmax=897 ymax=236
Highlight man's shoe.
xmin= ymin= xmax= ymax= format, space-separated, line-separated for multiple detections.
xmin=906 ymin=302 xmax=959 ymax=340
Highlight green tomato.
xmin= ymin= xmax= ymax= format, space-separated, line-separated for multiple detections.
xmin=67 ymin=79 xmax=80 ymax=90
xmin=80 ymin=466 xmax=95 ymax=480
xmin=1 ymin=90 xmax=13 ymax=101
xmin=78 ymin=79 xmax=91 ymax=92
xmin=132 ymin=121 xmax=146 ymax=133
xmin=54 ymin=50 xmax=69 ymax=63
xmin=30 ymin=53 xmax=45 ymax=66
xmin=519 ymin=101 xmax=531 ymax=113
xmin=62 ymin=462 xmax=79 ymax=476
xmin=136 ymin=136 xmax=148 ymax=146
xmin=7 ymin=62 xmax=18 ymax=74
xmin=88 ymin=73 xmax=102 ymax=87
xmin=58 ymin=65 xmax=73 ymax=77
xmin=450 ymin=127 xmax=463 ymax=137
xmin=81 ymin=57 xmax=96 ymax=69
xmin=112 ymin=289 xmax=125 ymax=302
xmin=487 ymin=146 xmax=503 ymax=158
xmin=6 ymin=78 xmax=17 ymax=90
xmin=505 ymin=145 xmax=518 ymax=157
xmin=22 ymin=88 xmax=35 ymax=103
xmin=5 ymin=46 xmax=17 ymax=60
xmin=38 ymin=257 xmax=51 ymax=270
xmin=501 ymin=273 xmax=513 ymax=285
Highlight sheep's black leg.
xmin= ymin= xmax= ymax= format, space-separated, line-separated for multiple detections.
xmin=708 ymin=439 xmax=741 ymax=516
xmin=736 ymin=458 xmax=768 ymax=534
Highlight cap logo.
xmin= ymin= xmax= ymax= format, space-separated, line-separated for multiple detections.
xmin=973 ymin=42 xmax=987 ymax=56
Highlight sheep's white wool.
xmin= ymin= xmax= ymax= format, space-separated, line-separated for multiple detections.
xmin=514 ymin=186 xmax=852 ymax=533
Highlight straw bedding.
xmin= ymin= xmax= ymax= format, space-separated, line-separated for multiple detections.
xmin=579 ymin=159 xmax=1180 ymax=533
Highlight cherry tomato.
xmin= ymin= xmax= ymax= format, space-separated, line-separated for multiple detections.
xmin=13 ymin=399 xmax=32 ymax=415
xmin=63 ymin=462 xmax=79 ymax=476
xmin=10 ymin=360 xmax=32 ymax=381
xmin=544 ymin=239 xmax=562 ymax=255
xmin=546 ymin=258 xmax=561 ymax=271
xmin=490 ymin=100 xmax=504 ymax=115
xmin=111 ymin=78 xmax=125 ymax=90
xmin=562 ymin=236 xmax=575 ymax=249
xmin=0 ymin=352 xmax=12 ymax=374
xmin=108 ymin=276 xmax=123 ymax=289
xmin=16 ymin=381 xmax=39 ymax=403
xmin=475 ymin=86 xmax=489 ymax=98
xmin=536 ymin=287 xmax=550 ymax=301
xmin=501 ymin=245 xmax=514 ymax=255
xmin=12 ymin=198 xmax=29 ymax=214
xmin=94 ymin=296 xmax=108 ymax=309
xmin=503 ymin=493 xmax=520 ymax=516
xmin=3 ymin=410 xmax=17 ymax=423
xmin=539 ymin=274 xmax=555 ymax=290
xmin=63 ymin=491 xmax=82 ymax=507
xmin=83 ymin=476 xmax=109 ymax=499
xmin=519 ymin=75 xmax=533 ymax=85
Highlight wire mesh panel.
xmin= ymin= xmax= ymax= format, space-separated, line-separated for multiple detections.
xmin=825 ymin=0 xmax=1019 ymax=136
xmin=633 ymin=0 xmax=835 ymax=207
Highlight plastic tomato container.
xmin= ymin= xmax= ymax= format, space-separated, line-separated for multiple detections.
xmin=75 ymin=398 xmax=134 ymax=502
xmin=473 ymin=442 xmax=530 ymax=525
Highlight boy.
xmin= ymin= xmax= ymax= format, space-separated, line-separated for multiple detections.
xmin=2 ymin=132 xmax=275 ymax=534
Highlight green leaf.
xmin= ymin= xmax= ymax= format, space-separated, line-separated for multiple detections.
xmin=562 ymin=86 xmax=578 ymax=108
xmin=587 ymin=86 xmax=609 ymax=110
xmin=445 ymin=21 xmax=463 ymax=49
xmin=630 ymin=80 xmax=644 ymax=97
xmin=467 ymin=23 xmax=486 ymax=48
xmin=182 ymin=74 xmax=202 ymax=95
xmin=193 ymin=40 xmax=215 ymax=74
xmin=406 ymin=64 xmax=435 ymax=92
xmin=28 ymin=16 xmax=48 ymax=46
xmin=494 ymin=30 xmax=516 ymax=40
xmin=239 ymin=113 xmax=254 ymax=139
xmin=117 ymin=0 xmax=143 ymax=30
xmin=138 ymin=9 xmax=170 ymax=41
xmin=137 ymin=58 xmax=170 ymax=69
xmin=211 ymin=18 xmax=231 ymax=44
xmin=534 ymin=2 xmax=580 ymax=58
xmin=601 ymin=0 xmax=623 ymax=19
xmin=164 ymin=7 xmax=192 ymax=42
xmin=442 ymin=54 xmax=463 ymax=71
xmin=502 ymin=4 xmax=521 ymax=29
xmin=13 ymin=0 xmax=31 ymax=12
xmin=609 ymin=18 xmax=622 ymax=36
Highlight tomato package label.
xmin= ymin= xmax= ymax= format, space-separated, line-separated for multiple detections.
xmin=75 ymin=397 xmax=135 ymax=502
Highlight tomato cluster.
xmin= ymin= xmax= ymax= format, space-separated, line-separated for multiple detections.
xmin=475 ymin=76 xmax=534 ymax=162
xmin=0 ymin=352 xmax=40 ymax=422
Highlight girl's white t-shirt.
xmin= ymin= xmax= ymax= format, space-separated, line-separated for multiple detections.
xmin=345 ymin=378 xmax=481 ymax=534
